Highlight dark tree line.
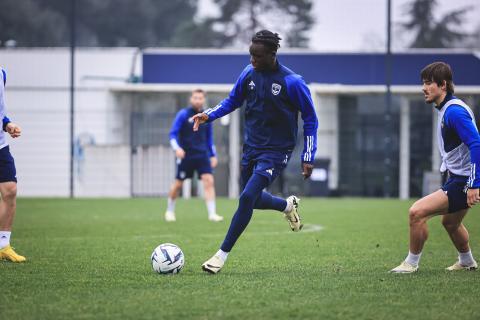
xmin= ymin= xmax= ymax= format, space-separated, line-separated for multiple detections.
xmin=0 ymin=0 xmax=200 ymax=47
xmin=0 ymin=0 xmax=314 ymax=48
xmin=402 ymin=0 xmax=472 ymax=48
xmin=1 ymin=0 xmax=475 ymax=49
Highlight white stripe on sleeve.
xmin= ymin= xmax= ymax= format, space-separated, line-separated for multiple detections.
xmin=170 ymin=138 xmax=180 ymax=151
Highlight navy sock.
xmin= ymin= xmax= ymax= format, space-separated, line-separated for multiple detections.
xmin=254 ymin=191 xmax=287 ymax=211
xmin=220 ymin=173 xmax=269 ymax=252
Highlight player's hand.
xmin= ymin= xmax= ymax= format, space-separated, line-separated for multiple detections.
xmin=175 ymin=148 xmax=186 ymax=159
xmin=192 ymin=113 xmax=209 ymax=131
xmin=467 ymin=188 xmax=480 ymax=207
xmin=210 ymin=156 xmax=218 ymax=168
xmin=302 ymin=163 xmax=313 ymax=180
xmin=6 ymin=122 xmax=21 ymax=138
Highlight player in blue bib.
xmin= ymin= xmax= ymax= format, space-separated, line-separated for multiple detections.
xmin=391 ymin=62 xmax=479 ymax=273
xmin=164 ymin=89 xmax=224 ymax=223
xmin=0 ymin=68 xmax=25 ymax=262
xmin=192 ymin=30 xmax=318 ymax=274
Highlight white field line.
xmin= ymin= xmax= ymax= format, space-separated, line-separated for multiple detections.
xmin=41 ymin=225 xmax=324 ymax=242
xmin=131 ymin=224 xmax=324 ymax=240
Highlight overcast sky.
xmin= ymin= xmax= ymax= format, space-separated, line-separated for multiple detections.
xmin=199 ymin=0 xmax=480 ymax=51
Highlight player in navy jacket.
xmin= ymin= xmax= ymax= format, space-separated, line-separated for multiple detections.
xmin=0 ymin=68 xmax=25 ymax=262
xmin=164 ymin=89 xmax=224 ymax=223
xmin=192 ymin=30 xmax=318 ymax=274
xmin=391 ymin=62 xmax=480 ymax=273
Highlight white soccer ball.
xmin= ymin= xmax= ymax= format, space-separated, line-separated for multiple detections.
xmin=151 ymin=243 xmax=185 ymax=274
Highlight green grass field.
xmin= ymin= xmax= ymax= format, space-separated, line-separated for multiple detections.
xmin=1 ymin=197 xmax=480 ymax=320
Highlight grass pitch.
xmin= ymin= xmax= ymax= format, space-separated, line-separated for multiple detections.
xmin=1 ymin=197 xmax=479 ymax=319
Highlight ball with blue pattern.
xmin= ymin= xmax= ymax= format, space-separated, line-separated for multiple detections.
xmin=151 ymin=243 xmax=185 ymax=274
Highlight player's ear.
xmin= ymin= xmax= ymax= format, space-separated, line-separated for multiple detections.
xmin=442 ymin=80 xmax=447 ymax=91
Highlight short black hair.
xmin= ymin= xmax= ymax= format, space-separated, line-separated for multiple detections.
xmin=421 ymin=61 xmax=455 ymax=94
xmin=251 ymin=30 xmax=281 ymax=52
xmin=191 ymin=88 xmax=206 ymax=96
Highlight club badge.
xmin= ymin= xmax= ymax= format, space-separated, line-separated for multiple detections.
xmin=271 ymin=83 xmax=281 ymax=96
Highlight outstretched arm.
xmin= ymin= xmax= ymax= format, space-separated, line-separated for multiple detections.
xmin=193 ymin=65 xmax=251 ymax=131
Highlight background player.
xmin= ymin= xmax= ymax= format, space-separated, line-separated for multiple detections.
xmin=391 ymin=62 xmax=479 ymax=273
xmin=192 ymin=30 xmax=318 ymax=274
xmin=165 ymin=89 xmax=223 ymax=222
xmin=0 ymin=68 xmax=24 ymax=262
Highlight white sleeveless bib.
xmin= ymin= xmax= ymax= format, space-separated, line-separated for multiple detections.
xmin=437 ymin=98 xmax=477 ymax=177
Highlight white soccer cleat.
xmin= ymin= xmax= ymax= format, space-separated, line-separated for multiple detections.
xmin=208 ymin=214 xmax=224 ymax=222
xmin=284 ymin=196 xmax=303 ymax=232
xmin=201 ymin=255 xmax=225 ymax=274
xmin=389 ymin=261 xmax=419 ymax=274
xmin=446 ymin=260 xmax=478 ymax=271
xmin=164 ymin=211 xmax=176 ymax=222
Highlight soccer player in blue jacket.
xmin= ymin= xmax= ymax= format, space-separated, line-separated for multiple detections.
xmin=165 ymin=89 xmax=224 ymax=222
xmin=391 ymin=62 xmax=479 ymax=273
xmin=192 ymin=30 xmax=318 ymax=274
xmin=0 ymin=68 xmax=25 ymax=262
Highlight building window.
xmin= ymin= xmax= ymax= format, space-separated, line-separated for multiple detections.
xmin=338 ymin=94 xmax=400 ymax=197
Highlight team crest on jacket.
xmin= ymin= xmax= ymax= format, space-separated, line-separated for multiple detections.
xmin=271 ymin=83 xmax=281 ymax=95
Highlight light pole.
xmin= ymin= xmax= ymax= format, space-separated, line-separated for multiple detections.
xmin=384 ymin=0 xmax=393 ymax=197
xmin=69 ymin=0 xmax=76 ymax=198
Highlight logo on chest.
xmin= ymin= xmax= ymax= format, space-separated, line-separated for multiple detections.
xmin=271 ymin=83 xmax=282 ymax=96
xmin=248 ymin=80 xmax=256 ymax=90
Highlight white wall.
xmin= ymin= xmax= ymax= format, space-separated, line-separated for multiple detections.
xmin=315 ymin=94 xmax=339 ymax=190
xmin=7 ymin=90 xmax=70 ymax=196
xmin=75 ymin=145 xmax=131 ymax=197
xmin=0 ymin=48 xmax=139 ymax=196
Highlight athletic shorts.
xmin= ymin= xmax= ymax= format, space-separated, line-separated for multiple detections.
xmin=442 ymin=173 xmax=469 ymax=213
xmin=240 ymin=145 xmax=291 ymax=187
xmin=0 ymin=146 xmax=17 ymax=183
xmin=176 ymin=156 xmax=212 ymax=180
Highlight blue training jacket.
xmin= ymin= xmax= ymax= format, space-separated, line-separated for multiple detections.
xmin=204 ymin=61 xmax=318 ymax=164
xmin=169 ymin=107 xmax=216 ymax=159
